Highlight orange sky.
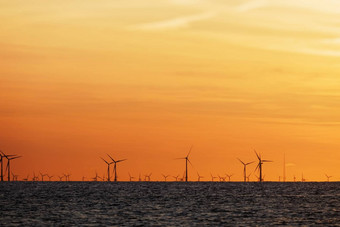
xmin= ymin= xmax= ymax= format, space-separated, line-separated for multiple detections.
xmin=1 ymin=0 xmax=340 ymax=181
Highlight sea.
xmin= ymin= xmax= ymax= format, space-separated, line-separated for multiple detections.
xmin=0 ymin=182 xmax=339 ymax=226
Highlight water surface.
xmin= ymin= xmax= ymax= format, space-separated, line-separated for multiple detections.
xmin=1 ymin=182 xmax=339 ymax=226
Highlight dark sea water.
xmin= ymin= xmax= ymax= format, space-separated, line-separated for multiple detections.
xmin=0 ymin=182 xmax=339 ymax=226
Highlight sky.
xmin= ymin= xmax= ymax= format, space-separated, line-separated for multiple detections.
xmin=1 ymin=0 xmax=340 ymax=181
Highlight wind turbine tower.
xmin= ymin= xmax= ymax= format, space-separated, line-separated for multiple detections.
xmin=254 ymin=150 xmax=272 ymax=182
xmin=107 ymin=154 xmax=127 ymax=182
xmin=237 ymin=158 xmax=254 ymax=182
xmin=176 ymin=146 xmax=193 ymax=182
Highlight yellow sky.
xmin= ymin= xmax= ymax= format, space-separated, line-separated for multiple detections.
xmin=1 ymin=0 xmax=340 ymax=181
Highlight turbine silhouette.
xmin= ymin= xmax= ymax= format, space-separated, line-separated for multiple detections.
xmin=1 ymin=151 xmax=21 ymax=182
xmin=107 ymin=154 xmax=127 ymax=182
xmin=254 ymin=150 xmax=272 ymax=182
xmin=197 ymin=172 xmax=204 ymax=182
xmin=237 ymin=158 xmax=254 ymax=182
xmin=226 ymin=174 xmax=233 ymax=182
xmin=101 ymin=157 xmax=114 ymax=181
xmin=325 ymin=174 xmax=332 ymax=182
xmin=128 ymin=173 xmax=134 ymax=181
xmin=210 ymin=173 xmax=217 ymax=182
xmin=176 ymin=146 xmax=193 ymax=182
xmin=162 ymin=174 xmax=170 ymax=182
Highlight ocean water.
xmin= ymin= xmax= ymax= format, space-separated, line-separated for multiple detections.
xmin=0 ymin=182 xmax=339 ymax=226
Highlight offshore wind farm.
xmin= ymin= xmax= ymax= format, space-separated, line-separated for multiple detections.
xmin=1 ymin=147 xmax=340 ymax=226
xmin=1 ymin=0 xmax=340 ymax=225
xmin=0 ymin=147 xmax=338 ymax=182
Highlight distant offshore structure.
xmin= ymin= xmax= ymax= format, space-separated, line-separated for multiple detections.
xmin=254 ymin=150 xmax=272 ymax=182
xmin=0 ymin=150 xmax=21 ymax=182
xmin=176 ymin=146 xmax=193 ymax=182
xmin=1 ymin=147 xmax=337 ymax=182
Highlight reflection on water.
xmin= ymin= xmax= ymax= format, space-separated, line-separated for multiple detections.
xmin=0 ymin=182 xmax=339 ymax=225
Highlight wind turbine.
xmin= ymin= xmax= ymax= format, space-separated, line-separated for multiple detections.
xmin=128 ymin=173 xmax=134 ymax=181
xmin=63 ymin=173 xmax=71 ymax=181
xmin=254 ymin=150 xmax=272 ymax=182
xmin=226 ymin=174 xmax=233 ymax=182
xmin=218 ymin=175 xmax=226 ymax=182
xmin=47 ymin=175 xmax=53 ymax=181
xmin=210 ymin=173 xmax=217 ymax=182
xmin=146 ymin=173 xmax=152 ymax=181
xmin=58 ymin=175 xmax=64 ymax=181
xmin=4 ymin=155 xmax=21 ymax=181
xmin=173 ymin=175 xmax=179 ymax=181
xmin=325 ymin=174 xmax=332 ymax=182
xmin=0 ymin=153 xmax=3 ymax=181
xmin=107 ymin=154 xmax=127 ymax=182
xmin=32 ymin=172 xmax=38 ymax=181
xmin=92 ymin=172 xmax=99 ymax=181
xmin=11 ymin=172 xmax=19 ymax=181
xmin=246 ymin=173 xmax=251 ymax=182
xmin=237 ymin=158 xmax=254 ymax=182
xmin=197 ymin=172 xmax=204 ymax=182
xmin=101 ymin=157 xmax=113 ymax=182
xmin=1 ymin=151 xmax=20 ymax=181
xmin=0 ymin=151 xmax=15 ymax=181
xmin=176 ymin=146 xmax=193 ymax=182
xmin=40 ymin=172 xmax=47 ymax=182
xmin=162 ymin=174 xmax=170 ymax=182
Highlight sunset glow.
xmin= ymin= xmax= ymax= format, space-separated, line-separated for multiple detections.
xmin=1 ymin=0 xmax=340 ymax=181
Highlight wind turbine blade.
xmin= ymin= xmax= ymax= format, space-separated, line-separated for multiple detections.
xmin=246 ymin=161 xmax=254 ymax=165
xmin=174 ymin=157 xmax=185 ymax=160
xmin=116 ymin=159 xmax=127 ymax=163
xmin=9 ymin=156 xmax=21 ymax=160
xmin=101 ymin=157 xmax=109 ymax=164
xmin=187 ymin=145 xmax=193 ymax=157
xmin=255 ymin=163 xmax=259 ymax=172
xmin=254 ymin=150 xmax=260 ymax=160
xmin=262 ymin=160 xmax=273 ymax=162
xmin=237 ymin=158 xmax=245 ymax=165
xmin=107 ymin=154 xmax=115 ymax=162
xmin=187 ymin=158 xmax=193 ymax=167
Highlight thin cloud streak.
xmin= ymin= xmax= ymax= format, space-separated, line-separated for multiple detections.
xmin=236 ymin=0 xmax=267 ymax=12
xmin=131 ymin=12 xmax=217 ymax=31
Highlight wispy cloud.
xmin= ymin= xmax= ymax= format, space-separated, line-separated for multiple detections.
xmin=297 ymin=48 xmax=340 ymax=57
xmin=236 ymin=0 xmax=267 ymax=12
xmin=131 ymin=12 xmax=217 ymax=31
xmin=322 ymin=38 xmax=340 ymax=45
xmin=168 ymin=0 xmax=207 ymax=6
